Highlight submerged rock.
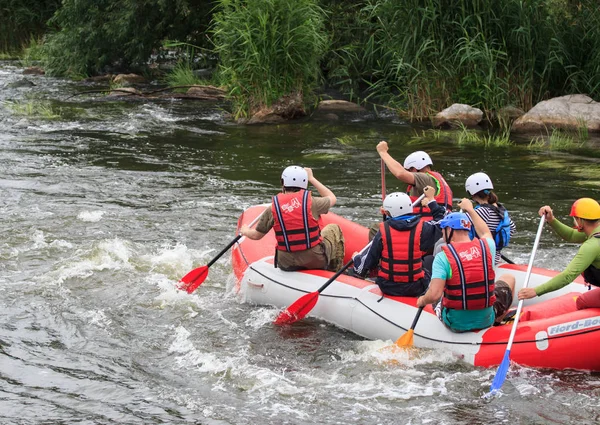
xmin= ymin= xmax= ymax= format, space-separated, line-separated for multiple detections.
xmin=23 ymin=66 xmax=45 ymax=75
xmin=512 ymin=95 xmax=600 ymax=133
xmin=7 ymin=79 xmax=35 ymax=88
xmin=316 ymin=100 xmax=365 ymax=113
xmin=107 ymin=87 xmax=142 ymax=97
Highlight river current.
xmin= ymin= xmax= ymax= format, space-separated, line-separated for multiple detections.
xmin=1 ymin=62 xmax=599 ymax=424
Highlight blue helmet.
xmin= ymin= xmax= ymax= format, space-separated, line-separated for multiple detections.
xmin=439 ymin=212 xmax=472 ymax=231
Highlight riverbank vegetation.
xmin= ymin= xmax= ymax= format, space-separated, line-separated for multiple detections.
xmin=4 ymin=0 xmax=600 ymax=120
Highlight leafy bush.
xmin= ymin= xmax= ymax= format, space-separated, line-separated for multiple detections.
xmin=41 ymin=0 xmax=215 ymax=77
xmin=212 ymin=0 xmax=329 ymax=117
xmin=0 ymin=0 xmax=60 ymax=53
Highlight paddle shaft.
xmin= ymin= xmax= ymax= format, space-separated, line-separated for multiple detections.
xmin=500 ymin=254 xmax=514 ymax=264
xmin=315 ymin=241 xmax=373 ymax=293
xmin=207 ymin=208 xmax=266 ymax=268
xmin=504 ymin=215 xmax=545 ymax=352
xmin=381 ymin=159 xmax=387 ymax=221
xmin=408 ymin=306 xmax=424 ymax=330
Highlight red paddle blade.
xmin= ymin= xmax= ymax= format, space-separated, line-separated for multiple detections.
xmin=273 ymin=291 xmax=319 ymax=325
xmin=177 ymin=266 xmax=208 ymax=293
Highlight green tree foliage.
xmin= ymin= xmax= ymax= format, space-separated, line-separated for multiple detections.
xmin=41 ymin=0 xmax=215 ymax=77
xmin=0 ymin=0 xmax=60 ymax=52
xmin=212 ymin=0 xmax=329 ymax=118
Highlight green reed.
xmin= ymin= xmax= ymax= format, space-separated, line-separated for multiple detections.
xmin=325 ymin=0 xmax=600 ymax=120
xmin=212 ymin=0 xmax=328 ymax=118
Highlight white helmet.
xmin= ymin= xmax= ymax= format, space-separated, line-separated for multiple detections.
xmin=403 ymin=151 xmax=432 ymax=170
xmin=383 ymin=192 xmax=413 ymax=218
xmin=281 ymin=166 xmax=308 ymax=189
xmin=465 ymin=172 xmax=494 ymax=195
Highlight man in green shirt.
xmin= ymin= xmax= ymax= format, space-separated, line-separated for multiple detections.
xmin=376 ymin=142 xmax=453 ymax=212
xmin=518 ymin=198 xmax=600 ymax=309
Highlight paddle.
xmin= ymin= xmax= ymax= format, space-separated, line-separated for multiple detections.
xmin=273 ymin=241 xmax=373 ymax=326
xmin=486 ymin=214 xmax=546 ymax=397
xmin=177 ymin=208 xmax=267 ymax=294
xmin=393 ymin=306 xmax=424 ymax=348
xmin=500 ymin=254 xmax=514 ymax=264
xmin=274 ymin=193 xmax=426 ymax=326
xmin=381 ymin=158 xmax=387 ymax=221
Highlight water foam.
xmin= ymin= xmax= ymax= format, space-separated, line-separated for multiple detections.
xmin=77 ymin=210 xmax=105 ymax=222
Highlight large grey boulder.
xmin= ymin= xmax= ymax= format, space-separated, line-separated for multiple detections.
xmin=512 ymin=95 xmax=600 ymax=133
xmin=433 ymin=103 xmax=483 ymax=127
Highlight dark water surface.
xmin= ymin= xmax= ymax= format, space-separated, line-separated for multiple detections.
xmin=1 ymin=62 xmax=599 ymax=424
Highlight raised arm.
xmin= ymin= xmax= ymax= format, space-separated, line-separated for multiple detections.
xmin=376 ymin=141 xmax=416 ymax=185
xmin=458 ymin=198 xmax=492 ymax=240
xmin=305 ymin=167 xmax=336 ymax=207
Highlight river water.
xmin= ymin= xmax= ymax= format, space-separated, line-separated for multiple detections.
xmin=1 ymin=62 xmax=599 ymax=424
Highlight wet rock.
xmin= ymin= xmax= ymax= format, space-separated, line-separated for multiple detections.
xmin=316 ymin=100 xmax=365 ymax=113
xmin=512 ymin=95 xmax=600 ymax=133
xmin=497 ymin=106 xmax=525 ymax=121
xmin=7 ymin=79 xmax=35 ymax=88
xmin=112 ymin=73 xmax=145 ymax=86
xmin=107 ymin=87 xmax=142 ymax=97
xmin=323 ymin=113 xmax=339 ymax=121
xmin=84 ymin=74 xmax=113 ymax=83
xmin=246 ymin=110 xmax=287 ymax=124
xmin=433 ymin=103 xmax=483 ymax=128
xmin=23 ymin=66 xmax=45 ymax=75
xmin=245 ymin=92 xmax=305 ymax=124
xmin=186 ymin=85 xmax=226 ymax=100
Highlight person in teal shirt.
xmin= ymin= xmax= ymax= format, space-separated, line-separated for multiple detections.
xmin=519 ymin=198 xmax=600 ymax=309
xmin=417 ymin=198 xmax=516 ymax=332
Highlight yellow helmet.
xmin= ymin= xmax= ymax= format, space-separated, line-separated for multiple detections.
xmin=570 ymin=198 xmax=600 ymax=220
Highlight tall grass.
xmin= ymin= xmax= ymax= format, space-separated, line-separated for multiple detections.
xmin=327 ymin=0 xmax=600 ymax=120
xmin=529 ymin=128 xmax=585 ymax=151
xmin=212 ymin=0 xmax=328 ymax=118
xmin=164 ymin=63 xmax=206 ymax=91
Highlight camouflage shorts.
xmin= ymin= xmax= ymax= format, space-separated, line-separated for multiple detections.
xmin=321 ymin=224 xmax=345 ymax=271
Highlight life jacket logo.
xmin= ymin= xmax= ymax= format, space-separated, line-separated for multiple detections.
xmin=459 ymin=246 xmax=481 ymax=261
xmin=547 ymin=316 xmax=600 ymax=336
xmin=281 ymin=198 xmax=301 ymax=213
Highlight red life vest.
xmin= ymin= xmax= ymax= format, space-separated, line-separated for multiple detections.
xmin=377 ymin=220 xmax=425 ymax=283
xmin=441 ymin=239 xmax=496 ymax=310
xmin=271 ymin=190 xmax=322 ymax=252
xmin=407 ymin=171 xmax=453 ymax=219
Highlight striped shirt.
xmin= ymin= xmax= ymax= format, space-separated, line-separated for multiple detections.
xmin=474 ymin=204 xmax=516 ymax=263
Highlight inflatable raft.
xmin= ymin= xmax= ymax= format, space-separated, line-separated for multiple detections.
xmin=232 ymin=205 xmax=600 ymax=371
